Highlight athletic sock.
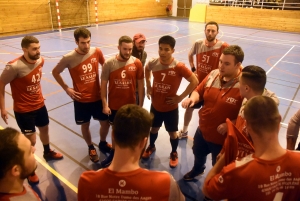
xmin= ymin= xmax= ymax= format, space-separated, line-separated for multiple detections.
xmin=99 ymin=141 xmax=107 ymax=146
xmin=43 ymin=144 xmax=50 ymax=153
xmin=149 ymin=133 xmax=158 ymax=147
xmin=88 ymin=144 xmax=95 ymax=150
xmin=182 ymin=126 xmax=188 ymax=133
xmin=170 ymin=137 xmax=179 ymax=153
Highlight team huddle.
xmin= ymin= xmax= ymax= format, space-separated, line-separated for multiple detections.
xmin=0 ymin=21 xmax=299 ymax=201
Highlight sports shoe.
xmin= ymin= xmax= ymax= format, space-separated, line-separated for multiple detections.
xmin=178 ymin=130 xmax=188 ymax=139
xmin=27 ymin=172 xmax=39 ymax=185
xmin=89 ymin=148 xmax=99 ymax=163
xmin=43 ymin=149 xmax=63 ymax=161
xmin=169 ymin=152 xmax=178 ymax=168
xmin=101 ymin=149 xmax=114 ymax=168
xmin=141 ymin=145 xmax=156 ymax=159
xmin=99 ymin=142 xmax=112 ymax=154
xmin=183 ymin=169 xmax=205 ymax=181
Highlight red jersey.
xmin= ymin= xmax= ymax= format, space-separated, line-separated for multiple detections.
xmin=205 ymin=150 xmax=300 ymax=201
xmin=224 ymin=118 xmax=254 ymax=165
xmin=0 ymin=184 xmax=41 ymax=201
xmin=195 ymin=68 xmax=243 ymax=145
xmin=147 ymin=58 xmax=192 ymax=112
xmin=221 ymin=89 xmax=279 ymax=163
xmin=0 ymin=56 xmax=45 ymax=113
xmin=54 ymin=47 xmax=105 ymax=102
xmin=101 ymin=56 xmax=144 ymax=110
xmin=78 ymin=168 xmax=185 ymax=201
xmin=189 ymin=39 xmax=229 ymax=82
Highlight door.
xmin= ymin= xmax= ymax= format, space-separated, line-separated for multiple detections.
xmin=177 ymin=0 xmax=192 ymax=17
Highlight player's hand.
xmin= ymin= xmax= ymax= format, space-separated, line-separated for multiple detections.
xmin=66 ymin=88 xmax=81 ymax=100
xmin=217 ymin=123 xmax=228 ymax=135
xmin=146 ymin=86 xmax=152 ymax=100
xmin=1 ymin=109 xmax=8 ymax=124
xmin=181 ymin=98 xmax=194 ymax=109
xmin=103 ymin=106 xmax=111 ymax=115
xmin=166 ymin=95 xmax=182 ymax=105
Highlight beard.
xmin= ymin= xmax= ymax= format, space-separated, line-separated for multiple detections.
xmin=119 ymin=51 xmax=130 ymax=60
xmin=135 ymin=45 xmax=144 ymax=52
xmin=28 ymin=53 xmax=40 ymax=60
xmin=206 ymin=35 xmax=216 ymax=42
xmin=79 ymin=46 xmax=90 ymax=54
xmin=20 ymin=164 xmax=37 ymax=180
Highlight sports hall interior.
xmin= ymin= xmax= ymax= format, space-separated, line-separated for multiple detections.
xmin=0 ymin=0 xmax=299 ymax=200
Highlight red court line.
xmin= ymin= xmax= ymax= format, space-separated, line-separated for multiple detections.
xmin=266 ymin=54 xmax=300 ymax=78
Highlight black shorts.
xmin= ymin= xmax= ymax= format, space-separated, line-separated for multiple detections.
xmin=150 ymin=105 xmax=178 ymax=132
xmin=108 ymin=110 xmax=118 ymax=125
xmin=74 ymin=100 xmax=108 ymax=124
xmin=14 ymin=105 xmax=49 ymax=135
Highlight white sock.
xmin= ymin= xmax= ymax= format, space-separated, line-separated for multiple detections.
xmin=182 ymin=126 xmax=188 ymax=133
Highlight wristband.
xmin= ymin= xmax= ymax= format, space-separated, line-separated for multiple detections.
xmin=191 ymin=67 xmax=196 ymax=72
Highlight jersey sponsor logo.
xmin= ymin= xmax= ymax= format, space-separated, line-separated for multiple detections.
xmin=154 ymin=82 xmax=171 ymax=91
xmin=212 ymin=52 xmax=219 ymax=57
xmin=128 ymin=66 xmax=136 ymax=71
xmin=226 ymin=97 xmax=238 ymax=105
xmin=119 ymin=180 xmax=126 ymax=187
xmin=91 ymin=58 xmax=97 ymax=63
xmin=79 ymin=72 xmax=96 ymax=82
xmin=218 ymin=175 xmax=224 ymax=183
xmin=269 ymin=171 xmax=292 ymax=182
xmin=198 ymin=63 xmax=212 ymax=74
xmin=168 ymin=70 xmax=176 ymax=76
xmin=114 ymin=79 xmax=133 ymax=85
xmin=27 ymin=84 xmax=40 ymax=93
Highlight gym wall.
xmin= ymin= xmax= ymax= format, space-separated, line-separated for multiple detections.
xmin=206 ymin=6 xmax=300 ymax=33
xmin=0 ymin=0 xmax=169 ymax=37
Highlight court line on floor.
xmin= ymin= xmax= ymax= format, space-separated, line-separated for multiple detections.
xmin=34 ymin=156 xmax=78 ymax=193
xmin=281 ymin=61 xmax=300 ymax=65
xmin=266 ymin=46 xmax=295 ymax=74
xmin=0 ymin=125 xmax=78 ymax=194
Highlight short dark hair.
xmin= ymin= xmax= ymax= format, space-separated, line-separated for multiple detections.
xmin=74 ymin=27 xmax=91 ymax=42
xmin=205 ymin=21 xmax=219 ymax=31
xmin=113 ymin=104 xmax=153 ymax=150
xmin=0 ymin=127 xmax=24 ymax=180
xmin=241 ymin=65 xmax=266 ymax=94
xmin=244 ymin=96 xmax=281 ymax=136
xmin=158 ymin=35 xmax=176 ymax=49
xmin=118 ymin=36 xmax=133 ymax=46
xmin=223 ymin=45 xmax=244 ymax=64
xmin=21 ymin=36 xmax=39 ymax=48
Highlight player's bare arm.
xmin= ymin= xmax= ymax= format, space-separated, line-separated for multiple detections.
xmin=202 ymin=153 xmax=225 ymax=197
xmin=0 ymin=81 xmax=8 ymax=124
xmin=100 ymin=79 xmax=111 ymax=115
xmin=52 ymin=66 xmax=82 ymax=100
xmin=137 ymin=79 xmax=144 ymax=107
xmin=166 ymin=73 xmax=198 ymax=105
xmin=145 ymin=64 xmax=152 ymax=100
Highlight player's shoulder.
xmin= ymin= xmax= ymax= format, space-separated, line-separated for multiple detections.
xmin=62 ymin=49 xmax=77 ymax=60
xmin=148 ymin=57 xmax=159 ymax=65
xmin=104 ymin=56 xmax=117 ymax=65
xmin=194 ymin=39 xmax=204 ymax=46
